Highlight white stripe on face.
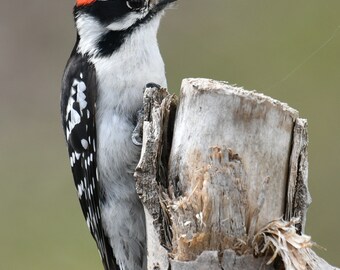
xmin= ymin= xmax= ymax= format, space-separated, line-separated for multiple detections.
xmin=106 ymin=11 xmax=147 ymax=31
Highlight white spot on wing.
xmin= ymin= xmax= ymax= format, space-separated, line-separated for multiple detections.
xmin=71 ymin=87 xmax=76 ymax=96
xmin=70 ymin=156 xmax=74 ymax=167
xmin=96 ymin=168 xmax=99 ymax=181
xmin=70 ymin=152 xmax=76 ymax=167
xmin=86 ymin=217 xmax=90 ymax=229
xmin=81 ymin=139 xmax=89 ymax=149
xmin=65 ymin=77 xmax=88 ymax=141
xmin=77 ymin=182 xmax=84 ymax=198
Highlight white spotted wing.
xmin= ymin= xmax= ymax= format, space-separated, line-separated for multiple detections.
xmin=61 ymin=49 xmax=118 ymax=270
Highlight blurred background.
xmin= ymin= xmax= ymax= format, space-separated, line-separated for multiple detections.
xmin=0 ymin=0 xmax=339 ymax=269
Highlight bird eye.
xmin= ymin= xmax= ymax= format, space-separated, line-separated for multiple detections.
xmin=126 ymin=0 xmax=147 ymax=10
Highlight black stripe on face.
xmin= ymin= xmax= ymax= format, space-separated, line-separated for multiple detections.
xmin=97 ymin=29 xmax=128 ymax=57
xmin=96 ymin=9 xmax=159 ymax=57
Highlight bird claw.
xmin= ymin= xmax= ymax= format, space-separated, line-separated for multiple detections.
xmin=132 ymin=108 xmax=144 ymax=146
xmin=145 ymin=82 xmax=161 ymax=89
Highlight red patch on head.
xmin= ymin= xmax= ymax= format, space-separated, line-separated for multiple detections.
xmin=76 ymin=0 xmax=96 ymax=6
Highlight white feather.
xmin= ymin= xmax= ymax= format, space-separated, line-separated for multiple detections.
xmin=107 ymin=12 xmax=146 ymax=31
xmin=76 ymin=15 xmax=109 ymax=57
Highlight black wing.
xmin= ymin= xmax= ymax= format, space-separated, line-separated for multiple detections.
xmin=61 ymin=44 xmax=118 ymax=270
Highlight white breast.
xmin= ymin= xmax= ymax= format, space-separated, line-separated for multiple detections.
xmin=94 ymin=15 xmax=167 ymax=116
xmin=93 ymin=15 xmax=167 ymax=199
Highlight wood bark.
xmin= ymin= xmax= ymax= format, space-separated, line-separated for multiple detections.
xmin=134 ymin=78 xmax=339 ymax=270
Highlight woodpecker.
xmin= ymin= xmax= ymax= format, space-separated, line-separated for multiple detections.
xmin=60 ymin=0 xmax=175 ymax=269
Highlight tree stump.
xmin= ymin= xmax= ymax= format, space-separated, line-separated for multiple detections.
xmin=134 ymin=78 xmax=339 ymax=270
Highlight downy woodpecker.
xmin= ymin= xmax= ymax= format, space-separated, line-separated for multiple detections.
xmin=60 ymin=0 xmax=175 ymax=269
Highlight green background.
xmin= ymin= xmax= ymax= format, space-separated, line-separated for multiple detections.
xmin=1 ymin=0 xmax=339 ymax=269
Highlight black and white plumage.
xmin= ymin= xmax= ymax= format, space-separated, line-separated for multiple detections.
xmin=60 ymin=0 xmax=175 ymax=269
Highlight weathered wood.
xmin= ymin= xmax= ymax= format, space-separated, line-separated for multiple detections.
xmin=285 ymin=118 xmax=311 ymax=234
xmin=135 ymin=78 xmax=339 ymax=270
xmin=171 ymin=250 xmax=274 ymax=270
xmin=167 ymin=78 xmax=298 ymax=260
xmin=134 ymin=85 xmax=178 ymax=270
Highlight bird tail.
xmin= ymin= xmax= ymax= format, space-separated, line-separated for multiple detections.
xmin=101 ymin=235 xmax=120 ymax=270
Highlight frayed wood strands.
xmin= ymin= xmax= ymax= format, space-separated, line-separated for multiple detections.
xmin=253 ymin=218 xmax=320 ymax=270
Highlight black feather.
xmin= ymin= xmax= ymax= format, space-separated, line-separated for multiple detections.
xmin=61 ymin=42 xmax=119 ymax=270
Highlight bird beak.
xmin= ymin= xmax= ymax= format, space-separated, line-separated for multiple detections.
xmin=149 ymin=0 xmax=176 ymax=10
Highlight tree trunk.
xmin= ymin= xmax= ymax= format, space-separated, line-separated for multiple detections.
xmin=134 ymin=78 xmax=339 ymax=270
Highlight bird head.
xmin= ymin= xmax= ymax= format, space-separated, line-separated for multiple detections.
xmin=74 ymin=0 xmax=176 ymax=31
